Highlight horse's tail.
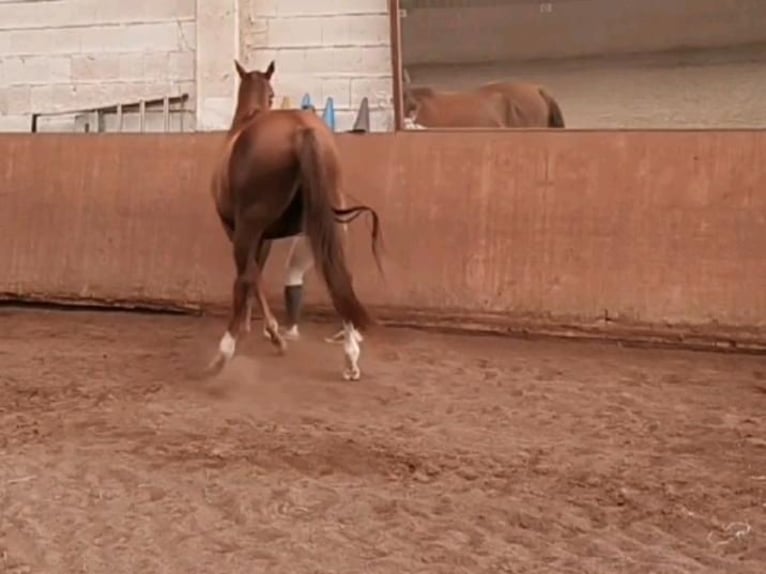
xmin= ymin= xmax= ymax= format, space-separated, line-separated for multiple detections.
xmin=332 ymin=205 xmax=384 ymax=276
xmin=295 ymin=127 xmax=376 ymax=331
xmin=539 ymin=88 xmax=565 ymax=128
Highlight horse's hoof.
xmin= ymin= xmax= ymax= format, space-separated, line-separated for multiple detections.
xmin=269 ymin=333 xmax=287 ymax=355
xmin=202 ymin=353 xmax=228 ymax=378
xmin=324 ymin=329 xmax=346 ymax=344
xmin=343 ymin=367 xmax=361 ymax=381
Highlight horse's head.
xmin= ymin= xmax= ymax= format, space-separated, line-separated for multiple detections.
xmin=403 ymin=89 xmax=419 ymax=118
xmin=402 ymin=86 xmax=435 ymax=119
xmin=401 ymin=67 xmax=438 ymax=120
xmin=232 ymin=59 xmax=276 ymax=124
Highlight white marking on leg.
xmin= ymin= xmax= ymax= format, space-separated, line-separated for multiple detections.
xmin=342 ymin=322 xmax=361 ymax=381
xmin=218 ymin=331 xmax=236 ymax=360
xmin=325 ymin=324 xmax=362 ymax=344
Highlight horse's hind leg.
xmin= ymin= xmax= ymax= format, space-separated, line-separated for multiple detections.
xmin=324 ymin=205 xmax=363 ymax=345
xmin=244 ymin=294 xmax=254 ymax=333
xmin=209 ymin=228 xmax=273 ymax=371
xmin=209 ymin=235 xmax=251 ymax=371
xmin=245 ymin=239 xmax=272 ymax=333
xmin=253 ymin=268 xmax=287 ymax=354
xmin=342 ymin=322 xmax=363 ymax=381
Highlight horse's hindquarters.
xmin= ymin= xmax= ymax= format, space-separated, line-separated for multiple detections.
xmin=263 ymin=189 xmax=304 ymax=240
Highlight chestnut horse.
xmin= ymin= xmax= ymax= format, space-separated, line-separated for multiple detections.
xmin=403 ymin=71 xmax=565 ymax=128
xmin=208 ymin=60 xmax=383 ymax=380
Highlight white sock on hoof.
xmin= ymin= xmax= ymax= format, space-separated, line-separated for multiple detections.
xmin=219 ymin=331 xmax=236 ymax=360
xmin=342 ymin=322 xmax=361 ymax=380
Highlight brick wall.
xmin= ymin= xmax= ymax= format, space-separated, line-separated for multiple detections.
xmin=238 ymin=0 xmax=394 ymax=132
xmin=0 ymin=0 xmax=196 ymax=132
xmin=0 ymin=0 xmax=395 ymax=132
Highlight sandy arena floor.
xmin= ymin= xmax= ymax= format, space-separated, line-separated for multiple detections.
xmin=0 ymin=307 xmax=764 ymax=573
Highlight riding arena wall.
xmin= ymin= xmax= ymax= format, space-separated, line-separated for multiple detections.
xmin=1 ymin=130 xmax=764 ymax=349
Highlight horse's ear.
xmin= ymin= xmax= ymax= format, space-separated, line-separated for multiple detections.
xmin=265 ymin=60 xmax=275 ymax=79
xmin=402 ymin=68 xmax=411 ymax=85
xmin=234 ymin=59 xmax=247 ymax=79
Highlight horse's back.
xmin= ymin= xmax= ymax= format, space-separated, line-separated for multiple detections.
xmin=224 ymin=111 xmax=312 ymax=209
xmin=415 ymin=90 xmax=508 ymax=128
xmin=240 ymin=110 xmax=332 ymax=159
xmin=227 ymin=110 xmax=338 ymax=185
xmin=408 ymin=82 xmax=548 ymax=128
xmin=408 ymin=80 xmax=561 ymax=128
xmin=478 ymin=82 xmax=551 ymax=127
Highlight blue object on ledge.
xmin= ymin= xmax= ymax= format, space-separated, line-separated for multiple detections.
xmin=321 ymin=97 xmax=336 ymax=132
xmin=300 ymin=93 xmax=314 ymax=111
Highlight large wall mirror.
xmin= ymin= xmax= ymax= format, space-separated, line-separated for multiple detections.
xmin=394 ymin=0 xmax=766 ymax=130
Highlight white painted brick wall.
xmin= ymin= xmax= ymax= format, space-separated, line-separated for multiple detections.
xmin=0 ymin=0 xmax=396 ymax=132
xmin=0 ymin=0 xmax=196 ymax=132
xmin=239 ymin=0 xmax=394 ymax=132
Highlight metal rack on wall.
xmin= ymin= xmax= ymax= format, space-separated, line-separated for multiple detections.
xmin=30 ymin=94 xmax=190 ymax=133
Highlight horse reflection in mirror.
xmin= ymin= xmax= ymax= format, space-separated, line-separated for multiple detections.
xmin=402 ymin=69 xmax=565 ymax=129
xmin=208 ymin=59 xmax=383 ymax=381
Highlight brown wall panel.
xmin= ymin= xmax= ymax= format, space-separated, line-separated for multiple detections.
xmin=1 ymin=130 xmax=764 ymax=345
